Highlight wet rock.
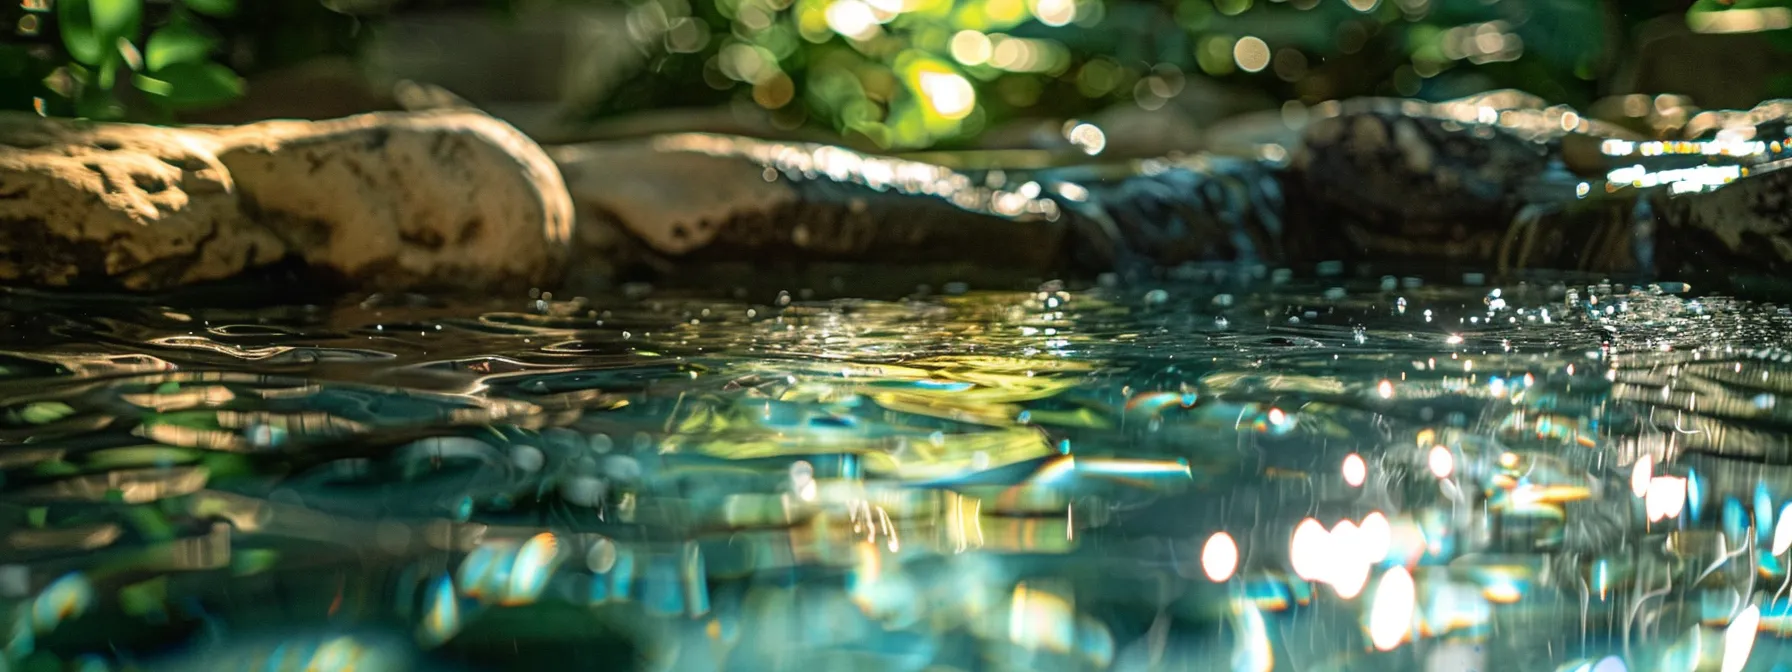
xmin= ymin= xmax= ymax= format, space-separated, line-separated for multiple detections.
xmin=1658 ymin=166 xmax=1792 ymax=278
xmin=550 ymin=136 xmax=1071 ymax=282
xmin=552 ymin=139 xmax=797 ymax=258
xmin=0 ymin=110 xmax=573 ymax=291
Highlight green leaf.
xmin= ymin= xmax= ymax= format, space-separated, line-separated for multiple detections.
xmin=146 ymin=61 xmax=243 ymax=108
xmin=16 ymin=401 xmax=75 ymax=425
xmin=118 ymin=577 xmax=170 ymax=617
xmin=90 ymin=0 xmax=143 ymax=44
xmin=98 ymin=57 xmax=117 ymax=89
xmin=232 ymin=549 xmax=281 ymax=577
xmin=124 ymin=504 xmax=176 ymax=540
xmin=59 ymin=0 xmax=106 ymax=66
xmin=181 ymin=0 xmax=237 ymax=18
xmin=60 ymin=0 xmax=140 ymax=68
xmin=145 ymin=22 xmax=217 ymax=71
xmin=143 ymin=409 xmax=222 ymax=430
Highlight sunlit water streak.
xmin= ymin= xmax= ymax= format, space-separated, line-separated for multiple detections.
xmin=0 ymin=277 xmax=1791 ymax=671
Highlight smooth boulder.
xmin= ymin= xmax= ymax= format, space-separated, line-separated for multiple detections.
xmin=0 ymin=110 xmax=573 ymax=291
xmin=550 ymin=134 xmax=1071 ymax=282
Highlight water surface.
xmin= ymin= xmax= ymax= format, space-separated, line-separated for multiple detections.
xmin=2 ymin=273 xmax=1790 ymax=672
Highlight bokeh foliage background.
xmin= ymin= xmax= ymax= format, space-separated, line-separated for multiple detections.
xmin=2 ymin=0 xmax=1790 ymax=149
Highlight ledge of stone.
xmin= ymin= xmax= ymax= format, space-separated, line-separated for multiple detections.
xmin=0 ymin=110 xmax=573 ymax=292
xmin=550 ymin=135 xmax=1072 ymax=282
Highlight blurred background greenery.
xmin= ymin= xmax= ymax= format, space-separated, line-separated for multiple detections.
xmin=3 ymin=0 xmax=1791 ymax=152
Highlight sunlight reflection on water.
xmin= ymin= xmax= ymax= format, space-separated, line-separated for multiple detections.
xmin=1 ymin=276 xmax=1791 ymax=671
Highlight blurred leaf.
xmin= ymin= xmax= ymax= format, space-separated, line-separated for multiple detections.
xmin=91 ymin=0 xmax=143 ymax=45
xmin=123 ymin=504 xmax=176 ymax=540
xmin=145 ymin=21 xmax=217 ymax=71
xmin=143 ymin=409 xmax=222 ymax=430
xmin=58 ymin=0 xmax=107 ymax=66
xmin=231 ymin=549 xmax=282 ymax=576
xmin=182 ymin=0 xmax=238 ymax=18
xmin=146 ymin=61 xmax=243 ymax=108
xmin=61 ymin=0 xmax=141 ymax=68
xmin=15 ymin=401 xmax=74 ymax=425
xmin=132 ymin=73 xmax=173 ymax=96
xmin=118 ymin=577 xmax=170 ymax=617
xmin=98 ymin=58 xmax=117 ymax=89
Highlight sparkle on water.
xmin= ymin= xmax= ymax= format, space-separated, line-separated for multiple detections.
xmin=2 ymin=274 xmax=1792 ymax=671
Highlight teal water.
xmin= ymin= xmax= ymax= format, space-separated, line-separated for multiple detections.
xmin=1 ymin=274 xmax=1790 ymax=671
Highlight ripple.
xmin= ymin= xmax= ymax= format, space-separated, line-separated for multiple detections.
xmin=1 ymin=278 xmax=1790 ymax=669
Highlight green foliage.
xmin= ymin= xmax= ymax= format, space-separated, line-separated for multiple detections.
xmin=585 ymin=0 xmax=1641 ymax=149
xmin=58 ymin=0 xmax=139 ymax=66
xmin=17 ymin=0 xmax=242 ymax=120
xmin=182 ymin=0 xmax=238 ymax=18
xmin=2 ymin=0 xmax=1789 ymax=149
xmin=144 ymin=18 xmax=218 ymax=71
xmin=137 ymin=61 xmax=244 ymax=107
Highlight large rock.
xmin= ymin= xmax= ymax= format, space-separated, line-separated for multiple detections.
xmin=550 ymin=134 xmax=1072 ymax=285
xmin=0 ymin=110 xmax=573 ymax=291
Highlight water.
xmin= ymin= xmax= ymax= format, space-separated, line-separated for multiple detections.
xmin=2 ymin=274 xmax=1792 ymax=671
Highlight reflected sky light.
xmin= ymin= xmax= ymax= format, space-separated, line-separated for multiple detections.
xmin=1290 ymin=518 xmax=1329 ymax=582
xmin=1202 ymin=531 xmax=1239 ymax=582
xmin=1631 ymin=453 xmax=1653 ymax=499
xmin=1368 ymin=567 xmax=1416 ymax=651
xmin=1646 ymin=476 xmax=1688 ymax=523
xmin=1428 ymin=445 xmax=1454 ymax=479
xmin=1722 ymin=605 xmax=1759 ymax=672
xmin=1342 ymin=453 xmax=1367 ymax=487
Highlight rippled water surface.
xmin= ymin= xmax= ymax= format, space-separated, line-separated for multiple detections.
xmin=6 ymin=274 xmax=1792 ymax=672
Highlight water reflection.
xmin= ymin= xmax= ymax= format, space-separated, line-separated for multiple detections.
xmin=1 ymin=277 xmax=1792 ymax=670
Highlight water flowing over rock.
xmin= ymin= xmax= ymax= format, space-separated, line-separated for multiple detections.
xmin=0 ymin=110 xmax=573 ymax=291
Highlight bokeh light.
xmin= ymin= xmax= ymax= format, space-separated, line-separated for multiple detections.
xmin=1289 ymin=518 xmax=1328 ymax=582
xmin=1368 ymin=567 xmax=1415 ymax=651
xmin=950 ymin=30 xmax=993 ymax=65
xmin=1723 ymin=605 xmax=1760 ymax=672
xmin=1201 ymin=532 xmax=1239 ymax=582
xmin=917 ymin=70 xmax=976 ymax=119
xmin=824 ymin=0 xmax=880 ymax=41
xmin=1630 ymin=453 xmax=1653 ymax=498
xmin=1064 ymin=121 xmax=1105 ymax=155
xmin=1233 ymin=36 xmax=1270 ymax=73
xmin=1428 ymin=445 xmax=1454 ymax=479
xmin=1028 ymin=0 xmax=1076 ymax=27
xmin=1342 ymin=453 xmax=1366 ymax=487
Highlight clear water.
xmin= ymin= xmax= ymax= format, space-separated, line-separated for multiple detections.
xmin=3 ymin=275 xmax=1791 ymax=672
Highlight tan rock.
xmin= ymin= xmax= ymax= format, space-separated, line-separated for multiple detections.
xmin=552 ymin=139 xmax=796 ymax=256
xmin=550 ymin=134 xmax=1070 ymax=273
xmin=0 ymin=110 xmax=573 ymax=291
